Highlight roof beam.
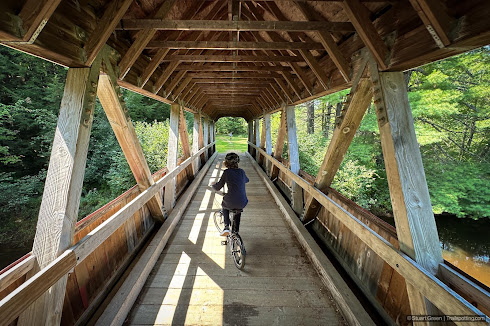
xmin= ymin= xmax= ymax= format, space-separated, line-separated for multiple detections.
xmin=147 ymin=41 xmax=324 ymax=51
xmin=139 ymin=48 xmax=170 ymax=87
xmin=193 ymin=79 xmax=274 ymax=84
xmin=175 ymin=64 xmax=290 ymax=72
xmin=409 ymin=0 xmax=451 ymax=48
xmin=118 ymin=19 xmax=355 ymax=32
xmin=84 ymin=0 xmax=133 ymax=65
xmin=290 ymin=62 xmax=313 ymax=95
xmin=280 ymin=70 xmax=303 ymax=99
xmin=187 ymin=72 xmax=280 ymax=78
xmin=153 ymin=60 xmax=180 ymax=94
xmin=164 ymin=70 xmax=186 ymax=97
xmin=274 ymin=77 xmax=294 ymax=103
xmin=162 ymin=55 xmax=302 ymax=62
xmin=260 ymin=2 xmax=331 ymax=93
xmin=342 ymin=0 xmax=388 ymax=69
xmin=299 ymin=49 xmax=330 ymax=89
xmin=172 ymin=76 xmax=192 ymax=99
xmin=295 ymin=1 xmax=351 ymax=81
xmin=118 ymin=0 xmax=177 ymax=79
xmin=18 ymin=0 xmax=62 ymax=43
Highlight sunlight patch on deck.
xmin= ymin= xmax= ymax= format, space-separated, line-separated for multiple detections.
xmin=202 ymin=211 xmax=225 ymax=269
xmin=188 ymin=213 xmax=205 ymax=244
xmin=184 ymin=267 xmax=223 ymax=325
xmin=154 ymin=252 xmax=191 ymax=323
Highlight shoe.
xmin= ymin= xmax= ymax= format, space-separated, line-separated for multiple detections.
xmin=220 ymin=228 xmax=230 ymax=237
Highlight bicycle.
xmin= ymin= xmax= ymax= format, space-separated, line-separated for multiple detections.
xmin=214 ymin=208 xmax=246 ymax=270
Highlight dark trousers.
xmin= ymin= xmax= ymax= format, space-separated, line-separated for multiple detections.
xmin=222 ymin=208 xmax=241 ymax=233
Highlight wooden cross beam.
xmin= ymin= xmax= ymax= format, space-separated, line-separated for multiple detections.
xmin=147 ymin=40 xmax=324 ymax=51
xmin=176 ymin=64 xmax=291 ymax=71
xmin=118 ymin=19 xmax=355 ymax=32
xmin=186 ymin=71 xmax=281 ymax=78
xmin=161 ymin=55 xmax=303 ymax=62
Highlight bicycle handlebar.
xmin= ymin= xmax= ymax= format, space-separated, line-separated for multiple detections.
xmin=207 ymin=185 xmax=226 ymax=196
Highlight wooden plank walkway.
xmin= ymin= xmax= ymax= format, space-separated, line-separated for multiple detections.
xmin=124 ymin=153 xmax=345 ymax=325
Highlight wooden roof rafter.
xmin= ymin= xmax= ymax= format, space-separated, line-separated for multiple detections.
xmin=0 ymin=0 xmax=489 ymax=120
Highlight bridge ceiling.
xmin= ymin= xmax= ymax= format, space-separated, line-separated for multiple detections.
xmin=1 ymin=0 xmax=490 ymax=120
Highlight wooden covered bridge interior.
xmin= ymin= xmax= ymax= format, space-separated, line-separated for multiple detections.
xmin=1 ymin=0 xmax=490 ymax=325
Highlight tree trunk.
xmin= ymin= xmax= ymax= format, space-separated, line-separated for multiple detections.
xmin=307 ymin=100 xmax=314 ymax=134
xmin=325 ymin=103 xmax=332 ymax=138
xmin=335 ymin=102 xmax=342 ymax=126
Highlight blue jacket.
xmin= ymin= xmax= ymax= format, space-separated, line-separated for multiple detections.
xmin=212 ymin=168 xmax=249 ymax=209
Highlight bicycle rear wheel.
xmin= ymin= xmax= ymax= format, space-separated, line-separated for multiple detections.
xmin=231 ymin=234 xmax=246 ymax=269
xmin=213 ymin=210 xmax=225 ymax=233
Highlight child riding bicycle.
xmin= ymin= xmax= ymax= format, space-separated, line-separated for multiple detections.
xmin=212 ymin=152 xmax=249 ymax=236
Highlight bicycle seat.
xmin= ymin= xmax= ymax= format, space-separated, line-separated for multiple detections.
xmin=229 ymin=208 xmax=243 ymax=214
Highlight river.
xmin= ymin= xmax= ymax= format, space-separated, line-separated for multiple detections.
xmin=379 ymin=214 xmax=490 ymax=288
xmin=1 ymin=215 xmax=489 ymax=288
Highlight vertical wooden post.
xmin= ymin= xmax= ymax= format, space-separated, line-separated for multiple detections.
xmin=178 ymin=106 xmax=194 ymax=179
xmin=371 ymin=64 xmax=444 ymax=319
xmin=259 ymin=116 xmax=266 ymax=166
xmin=165 ymin=103 xmax=180 ymax=212
xmin=286 ymin=105 xmax=304 ymax=215
xmin=203 ymin=118 xmax=209 ymax=160
xmin=264 ymin=113 xmax=272 ymax=175
xmin=97 ymin=72 xmax=165 ymax=221
xmin=198 ymin=113 xmax=205 ymax=165
xmin=18 ymin=63 xmax=101 ymax=326
xmin=254 ymin=118 xmax=261 ymax=161
xmin=270 ymin=107 xmax=286 ymax=180
xmin=208 ymin=120 xmax=214 ymax=157
xmin=248 ymin=120 xmax=254 ymax=155
xmin=192 ymin=112 xmax=201 ymax=174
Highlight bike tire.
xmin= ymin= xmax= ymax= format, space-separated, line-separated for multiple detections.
xmin=213 ymin=210 xmax=225 ymax=233
xmin=231 ymin=234 xmax=246 ymax=270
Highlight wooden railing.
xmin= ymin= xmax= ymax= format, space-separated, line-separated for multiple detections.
xmin=0 ymin=143 xmax=215 ymax=326
xmin=248 ymin=142 xmax=489 ymax=326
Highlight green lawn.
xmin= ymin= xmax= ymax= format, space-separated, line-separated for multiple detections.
xmin=215 ymin=135 xmax=248 ymax=153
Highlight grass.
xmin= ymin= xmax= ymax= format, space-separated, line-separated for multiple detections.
xmin=215 ymin=134 xmax=248 ymax=153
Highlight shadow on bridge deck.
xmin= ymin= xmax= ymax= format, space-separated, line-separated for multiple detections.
xmin=122 ymin=153 xmax=345 ymax=325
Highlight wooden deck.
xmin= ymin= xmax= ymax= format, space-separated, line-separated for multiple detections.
xmin=123 ymin=153 xmax=345 ymax=325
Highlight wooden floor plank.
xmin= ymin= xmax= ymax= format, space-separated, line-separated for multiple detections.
xmin=125 ymin=153 xmax=345 ymax=325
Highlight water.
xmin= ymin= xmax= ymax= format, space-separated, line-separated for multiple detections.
xmin=436 ymin=215 xmax=490 ymax=287
xmin=379 ymin=214 xmax=490 ymax=287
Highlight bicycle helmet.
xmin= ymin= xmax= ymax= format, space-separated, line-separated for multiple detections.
xmin=224 ymin=152 xmax=240 ymax=168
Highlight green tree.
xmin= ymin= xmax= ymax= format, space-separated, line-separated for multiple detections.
xmin=216 ymin=117 xmax=247 ymax=135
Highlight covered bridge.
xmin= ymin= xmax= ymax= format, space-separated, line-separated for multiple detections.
xmin=0 ymin=0 xmax=489 ymax=325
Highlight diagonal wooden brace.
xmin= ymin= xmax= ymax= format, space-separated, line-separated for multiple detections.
xmin=97 ymin=66 xmax=165 ymax=222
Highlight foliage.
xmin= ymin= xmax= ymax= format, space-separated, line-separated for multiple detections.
xmin=332 ymin=160 xmax=378 ymax=209
xmin=216 ymin=117 xmax=247 ymax=135
xmin=0 ymin=46 xmax=180 ymax=246
xmin=424 ymin=160 xmax=490 ymax=219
